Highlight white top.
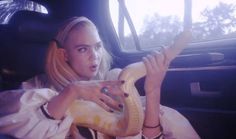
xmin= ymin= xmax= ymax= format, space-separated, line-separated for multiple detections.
xmin=0 ymin=70 xmax=200 ymax=139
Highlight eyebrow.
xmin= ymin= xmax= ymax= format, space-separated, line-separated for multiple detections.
xmin=74 ymin=41 xmax=102 ymax=48
xmin=74 ymin=44 xmax=90 ymax=48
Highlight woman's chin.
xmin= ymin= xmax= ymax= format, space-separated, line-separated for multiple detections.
xmin=80 ymin=73 xmax=98 ymax=80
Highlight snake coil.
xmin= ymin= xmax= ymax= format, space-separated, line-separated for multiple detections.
xmin=67 ymin=30 xmax=192 ymax=136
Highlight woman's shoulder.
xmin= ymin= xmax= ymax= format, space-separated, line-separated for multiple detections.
xmin=21 ymin=73 xmax=50 ymax=89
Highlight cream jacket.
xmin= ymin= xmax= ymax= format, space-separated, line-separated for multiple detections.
xmin=0 ymin=71 xmax=200 ymax=139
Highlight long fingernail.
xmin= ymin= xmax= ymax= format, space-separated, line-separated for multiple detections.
xmin=109 ymin=109 xmax=114 ymax=113
xmin=100 ymin=98 xmax=104 ymax=102
xmin=124 ymin=93 xmax=129 ymax=97
xmin=118 ymin=104 xmax=123 ymax=109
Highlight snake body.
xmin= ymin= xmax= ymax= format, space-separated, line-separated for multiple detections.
xmin=67 ymin=30 xmax=192 ymax=136
xmin=67 ymin=62 xmax=145 ymax=136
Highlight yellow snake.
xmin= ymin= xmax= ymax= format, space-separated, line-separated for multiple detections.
xmin=66 ymin=30 xmax=192 ymax=136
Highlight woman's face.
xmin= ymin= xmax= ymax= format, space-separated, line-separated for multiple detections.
xmin=64 ymin=25 xmax=102 ymax=80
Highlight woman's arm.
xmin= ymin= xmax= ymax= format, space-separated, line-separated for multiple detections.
xmin=0 ymin=88 xmax=73 ymax=139
xmin=142 ymin=50 xmax=169 ymax=138
xmin=0 ymin=76 xmax=125 ymax=139
xmin=47 ymin=79 xmax=126 ymax=120
xmin=142 ymin=88 xmax=162 ymax=138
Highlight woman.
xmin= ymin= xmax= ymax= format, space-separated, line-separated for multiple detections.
xmin=0 ymin=16 xmax=200 ymax=139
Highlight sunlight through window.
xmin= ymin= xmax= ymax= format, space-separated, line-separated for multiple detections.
xmin=109 ymin=0 xmax=236 ymax=51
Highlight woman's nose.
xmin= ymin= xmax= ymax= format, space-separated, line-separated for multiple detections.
xmin=89 ymin=47 xmax=99 ymax=60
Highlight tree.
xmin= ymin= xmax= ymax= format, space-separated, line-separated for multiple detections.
xmin=124 ymin=14 xmax=182 ymax=50
xmin=192 ymin=2 xmax=236 ymax=41
xmin=124 ymin=2 xmax=236 ymax=50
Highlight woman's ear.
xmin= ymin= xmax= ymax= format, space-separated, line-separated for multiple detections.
xmin=58 ymin=48 xmax=69 ymax=62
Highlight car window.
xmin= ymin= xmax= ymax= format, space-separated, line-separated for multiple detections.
xmin=109 ymin=0 xmax=236 ymax=52
xmin=0 ymin=0 xmax=48 ymax=24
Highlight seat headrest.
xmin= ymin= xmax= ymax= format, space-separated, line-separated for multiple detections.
xmin=9 ymin=11 xmax=60 ymax=42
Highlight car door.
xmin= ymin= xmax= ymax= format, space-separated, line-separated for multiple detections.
xmin=102 ymin=0 xmax=236 ymax=139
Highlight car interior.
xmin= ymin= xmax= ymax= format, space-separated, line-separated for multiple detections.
xmin=0 ymin=0 xmax=236 ymax=139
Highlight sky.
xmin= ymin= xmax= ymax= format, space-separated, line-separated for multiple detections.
xmin=109 ymin=0 xmax=235 ymax=34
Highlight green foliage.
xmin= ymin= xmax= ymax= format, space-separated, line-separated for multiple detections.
xmin=124 ymin=2 xmax=236 ymax=50
xmin=193 ymin=2 xmax=236 ymax=41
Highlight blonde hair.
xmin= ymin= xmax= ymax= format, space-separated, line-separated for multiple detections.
xmin=45 ymin=16 xmax=112 ymax=91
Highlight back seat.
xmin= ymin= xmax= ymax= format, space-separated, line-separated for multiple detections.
xmin=0 ymin=11 xmax=60 ymax=91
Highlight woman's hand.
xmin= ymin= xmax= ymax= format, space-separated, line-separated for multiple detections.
xmin=67 ymin=80 xmax=127 ymax=112
xmin=143 ymin=48 xmax=170 ymax=96
xmin=47 ymin=80 xmax=126 ymax=120
xmin=141 ymin=31 xmax=191 ymax=138
xmin=142 ymin=48 xmax=170 ymax=138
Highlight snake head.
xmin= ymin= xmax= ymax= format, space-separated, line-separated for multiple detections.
xmin=165 ymin=29 xmax=192 ymax=62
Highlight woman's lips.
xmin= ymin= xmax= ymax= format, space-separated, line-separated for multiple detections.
xmin=90 ymin=64 xmax=98 ymax=72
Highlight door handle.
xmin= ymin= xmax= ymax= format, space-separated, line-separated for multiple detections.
xmin=190 ymin=82 xmax=221 ymax=96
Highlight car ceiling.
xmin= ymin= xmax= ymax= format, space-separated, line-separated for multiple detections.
xmin=30 ymin=0 xmax=104 ymax=20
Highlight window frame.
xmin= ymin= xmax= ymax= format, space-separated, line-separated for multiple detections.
xmin=115 ymin=0 xmax=192 ymax=52
xmin=110 ymin=0 xmax=236 ymax=53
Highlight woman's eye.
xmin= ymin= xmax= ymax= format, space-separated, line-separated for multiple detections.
xmin=78 ymin=47 xmax=87 ymax=52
